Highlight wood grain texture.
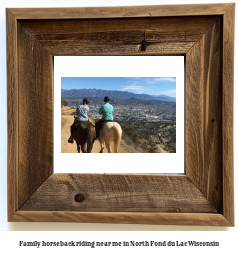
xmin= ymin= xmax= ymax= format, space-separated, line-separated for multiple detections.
xmin=18 ymin=23 xmax=54 ymax=208
xmin=222 ymin=4 xmax=235 ymax=226
xmin=6 ymin=9 xmax=18 ymax=221
xmin=186 ymin=18 xmax=222 ymax=212
xmin=19 ymin=17 xmax=218 ymax=56
xmin=6 ymin=5 xmax=234 ymax=225
xmin=20 ymin=16 xmax=218 ymax=34
xmin=38 ymin=41 xmax=193 ymax=56
xmin=20 ymin=174 xmax=217 ymax=213
xmin=8 ymin=4 xmax=233 ymax=19
xmin=11 ymin=211 xmax=232 ymax=226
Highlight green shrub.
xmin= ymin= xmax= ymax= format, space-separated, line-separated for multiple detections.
xmin=61 ymin=98 xmax=68 ymax=107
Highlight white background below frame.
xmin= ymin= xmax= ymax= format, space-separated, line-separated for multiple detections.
xmin=54 ymin=56 xmax=184 ymax=174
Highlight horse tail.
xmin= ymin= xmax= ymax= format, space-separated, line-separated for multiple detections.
xmin=113 ymin=123 xmax=122 ymax=153
xmin=86 ymin=128 xmax=93 ymax=153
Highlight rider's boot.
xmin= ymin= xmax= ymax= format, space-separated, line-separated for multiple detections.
xmin=68 ymin=135 xmax=74 ymax=143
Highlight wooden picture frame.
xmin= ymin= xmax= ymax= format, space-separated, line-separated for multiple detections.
xmin=7 ymin=3 xmax=234 ymax=226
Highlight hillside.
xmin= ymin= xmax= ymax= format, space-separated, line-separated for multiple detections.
xmin=118 ymin=121 xmax=175 ymax=153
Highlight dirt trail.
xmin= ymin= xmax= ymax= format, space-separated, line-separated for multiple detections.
xmin=61 ymin=109 xmax=126 ymax=153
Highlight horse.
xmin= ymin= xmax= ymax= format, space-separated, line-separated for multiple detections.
xmin=72 ymin=117 xmax=96 ymax=153
xmin=98 ymin=121 xmax=122 ymax=153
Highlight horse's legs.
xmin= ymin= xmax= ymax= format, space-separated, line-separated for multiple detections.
xmin=99 ymin=139 xmax=104 ymax=153
xmin=105 ymin=142 xmax=112 ymax=153
xmin=77 ymin=143 xmax=80 ymax=153
xmin=81 ymin=143 xmax=87 ymax=153
xmin=87 ymin=129 xmax=94 ymax=153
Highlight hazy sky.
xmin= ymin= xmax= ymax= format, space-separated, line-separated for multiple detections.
xmin=61 ymin=77 xmax=176 ymax=97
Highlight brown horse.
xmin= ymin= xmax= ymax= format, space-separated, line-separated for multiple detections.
xmin=72 ymin=118 xmax=96 ymax=153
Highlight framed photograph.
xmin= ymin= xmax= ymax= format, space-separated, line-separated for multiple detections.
xmin=7 ymin=3 xmax=234 ymax=225
xmin=55 ymin=56 xmax=184 ymax=174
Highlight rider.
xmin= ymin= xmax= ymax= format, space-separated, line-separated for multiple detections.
xmin=68 ymin=98 xmax=90 ymax=143
xmin=95 ymin=96 xmax=114 ymax=139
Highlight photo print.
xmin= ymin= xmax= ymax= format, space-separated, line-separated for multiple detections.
xmin=54 ymin=56 xmax=184 ymax=174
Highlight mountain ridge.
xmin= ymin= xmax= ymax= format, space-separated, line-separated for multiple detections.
xmin=61 ymin=88 xmax=176 ymax=102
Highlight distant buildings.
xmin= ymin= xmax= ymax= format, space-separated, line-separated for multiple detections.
xmin=68 ymin=99 xmax=176 ymax=123
xmin=89 ymin=104 xmax=175 ymax=123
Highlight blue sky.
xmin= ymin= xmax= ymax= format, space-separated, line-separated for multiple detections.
xmin=61 ymin=77 xmax=176 ymax=97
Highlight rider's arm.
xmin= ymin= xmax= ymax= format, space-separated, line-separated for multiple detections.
xmin=99 ymin=105 xmax=104 ymax=114
xmin=76 ymin=106 xmax=79 ymax=115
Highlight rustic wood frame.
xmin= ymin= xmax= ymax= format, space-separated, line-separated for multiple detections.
xmin=7 ymin=4 xmax=234 ymax=226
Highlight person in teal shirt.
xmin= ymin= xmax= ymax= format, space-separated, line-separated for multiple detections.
xmin=95 ymin=96 xmax=114 ymax=138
